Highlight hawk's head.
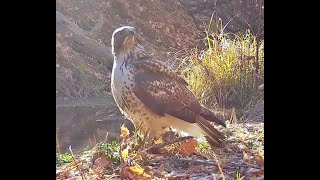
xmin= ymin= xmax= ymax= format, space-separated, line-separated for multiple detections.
xmin=111 ymin=26 xmax=137 ymax=56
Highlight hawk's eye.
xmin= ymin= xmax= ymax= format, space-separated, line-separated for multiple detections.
xmin=118 ymin=31 xmax=123 ymax=36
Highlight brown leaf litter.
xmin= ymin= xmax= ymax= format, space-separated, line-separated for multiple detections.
xmin=56 ymin=122 xmax=264 ymax=180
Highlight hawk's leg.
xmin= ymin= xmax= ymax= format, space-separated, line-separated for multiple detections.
xmin=133 ymin=132 xmax=149 ymax=150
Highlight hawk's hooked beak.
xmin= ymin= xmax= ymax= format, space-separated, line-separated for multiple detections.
xmin=111 ymin=26 xmax=137 ymax=55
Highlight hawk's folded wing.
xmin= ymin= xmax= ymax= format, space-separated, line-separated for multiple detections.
xmin=132 ymin=59 xmax=226 ymax=147
xmin=132 ymin=59 xmax=201 ymax=123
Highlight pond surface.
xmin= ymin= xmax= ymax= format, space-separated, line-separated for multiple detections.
xmin=56 ymin=96 xmax=134 ymax=154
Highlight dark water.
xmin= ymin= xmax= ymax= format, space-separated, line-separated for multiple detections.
xmin=56 ymin=104 xmax=134 ymax=154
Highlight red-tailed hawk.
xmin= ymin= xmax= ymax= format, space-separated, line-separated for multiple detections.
xmin=111 ymin=26 xmax=226 ymax=147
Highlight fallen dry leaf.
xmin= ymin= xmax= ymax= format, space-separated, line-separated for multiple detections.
xmin=255 ymin=151 xmax=264 ymax=167
xmin=136 ymin=154 xmax=143 ymax=161
xmin=144 ymin=166 xmax=153 ymax=172
xmin=120 ymin=163 xmax=139 ymax=180
xmin=120 ymin=166 xmax=135 ymax=180
xmin=154 ymin=137 xmax=163 ymax=145
xmin=179 ymin=139 xmax=197 ymax=156
xmin=120 ymin=124 xmax=130 ymax=138
xmin=121 ymin=147 xmax=129 ymax=160
xmin=129 ymin=164 xmax=145 ymax=175
xmin=93 ymin=155 xmax=112 ymax=170
xmin=128 ymin=164 xmax=152 ymax=178
xmin=243 ymin=152 xmax=248 ymax=159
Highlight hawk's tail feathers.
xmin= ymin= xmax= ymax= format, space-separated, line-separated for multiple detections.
xmin=196 ymin=116 xmax=225 ymax=148
xmin=200 ymin=106 xmax=226 ymax=127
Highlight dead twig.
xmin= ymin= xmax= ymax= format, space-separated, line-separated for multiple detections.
xmin=215 ymin=158 xmax=226 ymax=180
xmin=69 ymin=146 xmax=86 ymax=180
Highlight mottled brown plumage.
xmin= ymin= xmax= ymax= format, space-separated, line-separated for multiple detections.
xmin=111 ymin=26 xmax=226 ymax=147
